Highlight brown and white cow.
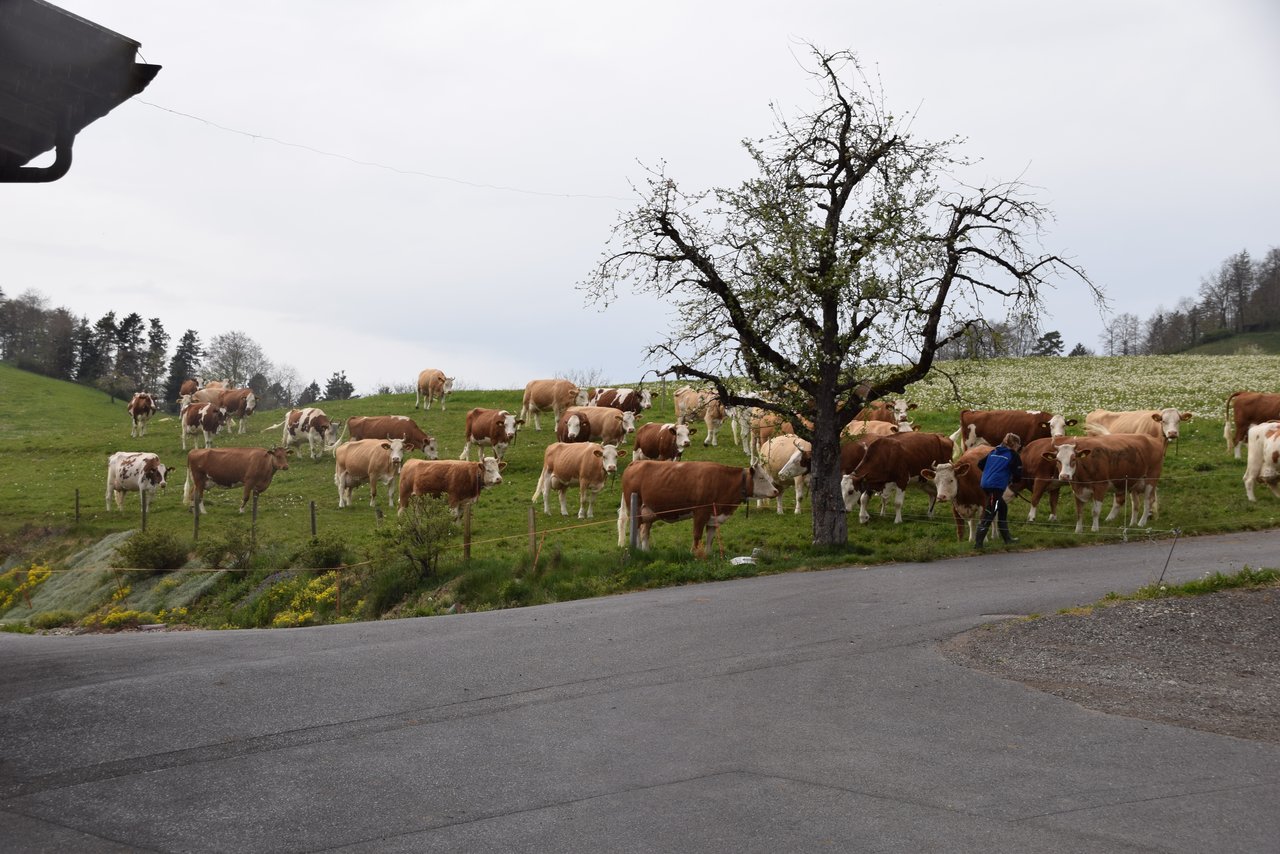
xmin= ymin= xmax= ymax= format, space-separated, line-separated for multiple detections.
xmin=1243 ymin=421 xmax=1280 ymax=502
xmin=460 ymin=408 xmax=522 ymax=460
xmin=520 ymin=379 xmax=587 ymax=430
xmin=181 ymin=402 xmax=227 ymax=450
xmin=127 ymin=392 xmax=157 ymax=438
xmin=922 ymin=445 xmax=996 ymax=541
xmin=558 ymin=406 xmax=632 ymax=446
xmin=1039 ymin=434 xmax=1165 ymax=532
xmin=106 ymin=451 xmax=169 ymax=511
xmin=344 ymin=415 xmax=438 ymax=458
xmin=398 ymin=457 xmax=505 ymax=518
xmin=617 ymin=459 xmax=779 ymax=557
xmin=1085 ymin=408 xmax=1192 ymax=442
xmin=853 ymin=399 xmax=917 ymax=425
xmin=674 ymin=386 xmax=727 ymax=447
xmin=1016 ymin=436 xmax=1068 ymax=522
xmin=845 ymin=431 xmax=954 ymax=524
xmin=220 ymin=388 xmax=257 ymax=434
xmin=756 ymin=434 xmax=812 ymax=514
xmin=953 ymin=409 xmax=1075 ymax=453
xmin=842 ymin=419 xmax=909 ymax=440
xmin=632 ymin=422 xmax=695 ymax=461
xmin=414 ymin=369 xmax=455 ymax=411
xmin=589 ymin=387 xmax=652 ymax=414
xmin=1225 ymin=391 xmax=1280 ymax=458
xmin=266 ymin=408 xmax=343 ymax=459
xmin=335 ymin=438 xmax=406 ymax=508
xmin=178 ymin=377 xmax=201 ymax=399
xmin=532 ymin=442 xmax=625 ymax=518
xmin=183 ymin=446 xmax=290 ymax=514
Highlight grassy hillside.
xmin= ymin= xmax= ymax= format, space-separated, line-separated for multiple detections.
xmin=2 ymin=356 xmax=1279 ymax=631
xmin=1183 ymin=330 xmax=1280 ymax=356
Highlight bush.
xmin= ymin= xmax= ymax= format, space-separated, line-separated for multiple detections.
xmin=368 ymin=496 xmax=456 ymax=578
xmin=291 ymin=535 xmax=351 ymax=570
xmin=196 ymin=525 xmax=257 ymax=569
xmin=112 ymin=531 xmax=189 ymax=571
xmin=361 ymin=564 xmax=421 ymax=618
xmin=30 ymin=609 xmax=78 ymax=629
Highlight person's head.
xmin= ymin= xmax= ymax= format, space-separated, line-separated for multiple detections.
xmin=1002 ymin=432 xmax=1022 ymax=450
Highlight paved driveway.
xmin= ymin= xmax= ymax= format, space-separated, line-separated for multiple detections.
xmin=3 ymin=531 xmax=1278 ymax=853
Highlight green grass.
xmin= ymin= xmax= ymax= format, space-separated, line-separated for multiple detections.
xmin=1 ymin=358 xmax=1278 ymax=629
xmin=1183 ymin=330 xmax=1280 ymax=355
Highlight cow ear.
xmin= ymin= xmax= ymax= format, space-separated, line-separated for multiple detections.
xmin=921 ymin=469 xmax=936 ymax=481
xmin=498 ymin=461 xmax=508 ymax=471
xmin=689 ymin=427 xmax=698 ymax=434
xmin=593 ymin=449 xmax=603 ymax=458
xmin=617 ymin=449 xmax=628 ymax=458
xmin=1181 ymin=412 xmax=1193 ymax=421
xmin=955 ymin=463 xmax=971 ymax=476
xmin=907 ymin=403 xmax=918 ymax=410
xmin=1077 ymin=449 xmax=1092 ymax=458
xmin=1151 ymin=413 xmax=1162 ymax=422
xmin=1041 ymin=452 xmax=1057 ymax=462
xmin=1066 ymin=419 xmax=1078 ymax=426
xmin=381 ymin=442 xmax=391 ymax=450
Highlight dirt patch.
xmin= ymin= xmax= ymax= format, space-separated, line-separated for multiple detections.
xmin=943 ymin=584 xmax=1280 ymax=744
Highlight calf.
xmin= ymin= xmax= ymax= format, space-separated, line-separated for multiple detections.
xmin=183 ymin=446 xmax=290 ymax=514
xmin=558 ymin=406 xmax=631 ymax=446
xmin=127 ymin=392 xmax=157 ymax=438
xmin=633 ymin=422 xmax=694 ymax=461
xmin=414 ymin=369 xmax=455 ymax=411
xmin=106 ymin=451 xmax=169 ymax=511
xmin=617 ymin=459 xmax=778 ymax=557
xmin=520 ymin=379 xmax=587 ymax=430
xmin=181 ymin=402 xmax=227 ymax=450
xmin=1243 ymin=421 xmax=1280 ymax=502
xmin=335 ymin=438 xmax=406 ymax=507
xmin=460 ymin=408 xmax=522 ymax=460
xmin=846 ymin=431 xmax=954 ymax=524
xmin=1225 ymin=391 xmax=1280 ymax=458
xmin=1040 ymin=435 xmax=1165 ymax=532
xmin=398 ymin=457 xmax=505 ymax=518
xmin=922 ymin=445 xmax=995 ymax=541
xmin=756 ymin=434 xmax=812 ymax=514
xmin=266 ymin=408 xmax=342 ymax=459
xmin=533 ymin=442 xmax=625 ymax=518
xmin=344 ymin=415 xmax=438 ymax=458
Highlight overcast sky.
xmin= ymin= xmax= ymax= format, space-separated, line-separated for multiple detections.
xmin=6 ymin=1 xmax=1278 ymax=392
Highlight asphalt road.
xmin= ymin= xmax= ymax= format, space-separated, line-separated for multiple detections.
xmin=3 ymin=531 xmax=1278 ymax=853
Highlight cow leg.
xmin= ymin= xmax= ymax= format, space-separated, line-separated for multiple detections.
xmin=458 ymin=440 xmax=472 ymax=462
xmin=1090 ymin=498 xmax=1102 ymax=532
xmin=558 ymin=485 xmax=570 ymax=517
xmin=858 ymin=490 xmax=872 ymax=525
xmin=617 ymin=500 xmax=629 ymax=547
xmin=1104 ymin=494 xmax=1123 ymax=523
xmin=892 ymin=484 xmax=906 ymax=524
xmin=692 ymin=511 xmax=710 ymax=558
xmin=793 ymin=475 xmax=807 ymax=514
xmin=368 ymin=478 xmax=379 ymax=507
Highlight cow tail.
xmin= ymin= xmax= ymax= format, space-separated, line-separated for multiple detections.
xmin=182 ymin=468 xmax=194 ymax=506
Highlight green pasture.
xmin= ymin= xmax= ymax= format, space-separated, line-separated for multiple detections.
xmin=1 ymin=358 xmax=1278 ymax=629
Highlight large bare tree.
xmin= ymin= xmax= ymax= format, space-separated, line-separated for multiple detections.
xmin=584 ymin=47 xmax=1097 ymax=546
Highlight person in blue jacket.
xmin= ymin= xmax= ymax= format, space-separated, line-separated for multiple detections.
xmin=975 ymin=432 xmax=1024 ymax=548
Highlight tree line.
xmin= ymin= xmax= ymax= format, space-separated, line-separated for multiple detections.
xmin=0 ymin=288 xmax=356 ymax=410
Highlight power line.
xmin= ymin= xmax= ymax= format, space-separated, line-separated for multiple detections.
xmin=134 ymin=99 xmax=634 ymax=203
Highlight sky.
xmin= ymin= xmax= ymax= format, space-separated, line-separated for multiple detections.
xmin=5 ymin=0 xmax=1278 ymax=393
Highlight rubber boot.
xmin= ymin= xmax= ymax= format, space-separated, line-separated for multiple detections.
xmin=975 ymin=515 xmax=992 ymax=549
xmin=999 ymin=520 xmax=1016 ymax=544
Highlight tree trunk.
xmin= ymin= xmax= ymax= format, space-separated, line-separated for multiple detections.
xmin=809 ymin=398 xmax=847 ymax=546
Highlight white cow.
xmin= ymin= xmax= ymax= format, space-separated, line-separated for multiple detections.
xmin=106 ymin=451 xmax=169 ymax=511
xmin=1243 ymin=421 xmax=1280 ymax=502
xmin=756 ymin=434 xmax=812 ymax=514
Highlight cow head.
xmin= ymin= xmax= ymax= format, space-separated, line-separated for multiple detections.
xmin=323 ymin=419 xmax=344 ymax=453
xmin=419 ymin=435 xmax=439 ymax=460
xmin=443 ymin=376 xmax=456 ymax=394
xmin=565 ymin=413 xmax=584 ymax=440
xmin=1043 ymin=413 xmax=1078 ymax=437
xmin=1154 ymin=408 xmax=1192 ymax=441
xmin=620 ymin=411 xmax=636 ymax=434
xmin=267 ymin=447 xmax=290 ymax=471
xmin=922 ymin=462 xmax=970 ymax=502
xmin=498 ymin=410 xmax=520 ymax=441
xmin=143 ymin=458 xmax=169 ymax=490
xmin=481 ymin=456 xmax=506 ymax=486
xmin=892 ymin=400 xmax=918 ymax=422
xmin=599 ymin=444 xmax=625 ymax=474
xmin=638 ymin=389 xmax=653 ymax=410
xmin=776 ymin=446 xmax=811 ymax=481
xmin=1044 ymin=443 xmax=1089 ymax=481
xmin=673 ymin=423 xmax=694 ymax=451
xmin=572 ymin=386 xmax=588 ymax=406
xmin=382 ymin=438 xmax=407 ymax=470
xmin=840 ymin=473 xmax=859 ymax=512
xmin=749 ymin=461 xmax=781 ymax=500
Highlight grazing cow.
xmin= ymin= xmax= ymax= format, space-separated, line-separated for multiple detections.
xmin=1085 ymin=408 xmax=1193 ymax=442
xmin=398 ymin=457 xmax=505 ymax=518
xmin=674 ymin=386 xmax=727 ymax=447
xmin=558 ymin=406 xmax=632 ymax=446
xmin=846 ymin=431 xmax=954 ymax=524
xmin=853 ymin=399 xmax=917 ymax=424
xmin=953 ymin=409 xmax=1075 ymax=453
xmin=335 ymin=438 xmax=406 ymax=508
xmin=1016 ymin=437 xmax=1068 ymax=522
xmin=344 ymin=415 xmax=438 ymax=458
xmin=127 ymin=392 xmax=157 ymax=438
xmin=1243 ymin=421 xmax=1280 ymax=502
xmin=1039 ymin=435 xmax=1166 ymax=532
xmin=756 ymin=434 xmax=812 ymax=514
xmin=532 ymin=442 xmax=625 ymax=518
xmin=414 ymin=369 xmax=455 ymax=411
xmin=105 ymin=451 xmax=168 ymax=511
xmin=520 ymin=379 xmax=587 ymax=430
xmin=590 ymin=387 xmax=653 ymax=413
xmin=181 ymin=402 xmax=227 ymax=450
xmin=183 ymin=446 xmax=290 ymax=514
xmin=633 ymin=422 xmax=695 ymax=461
xmin=617 ymin=459 xmax=779 ymax=557
xmin=266 ymin=408 xmax=342 ymax=459
xmin=922 ymin=445 xmax=996 ymax=541
xmin=460 ymin=408 xmax=522 ymax=460
xmin=1225 ymin=391 xmax=1280 ymax=458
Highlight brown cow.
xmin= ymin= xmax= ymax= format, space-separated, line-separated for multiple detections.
xmin=674 ymin=386 xmax=727 ymax=447
xmin=922 ymin=445 xmax=996 ymax=541
xmin=218 ymin=388 xmax=257 ymax=434
xmin=589 ymin=387 xmax=652 ymax=413
xmin=520 ymin=379 xmax=587 ymax=430
xmin=557 ymin=406 xmax=631 ymax=446
xmin=1225 ymin=391 xmax=1280 ymax=458
xmin=1085 ymin=408 xmax=1192 ymax=442
xmin=397 ymin=457 xmax=505 ymax=518
xmin=265 ymin=408 xmax=343 ymax=459
xmin=852 ymin=399 xmax=917 ymax=424
xmin=343 ymin=415 xmax=438 ymax=458
xmin=414 ymin=369 xmax=455 ymax=411
xmin=1039 ymin=434 xmax=1166 ymax=533
xmin=460 ymin=408 xmax=522 ymax=460
xmin=335 ymin=438 xmax=406 ymax=508
xmin=1016 ymin=436 xmax=1068 ymax=523
xmin=756 ymin=435 xmax=812 ymax=514
xmin=954 ymin=409 xmax=1075 ymax=453
xmin=632 ymin=422 xmax=695 ymax=461
xmin=183 ymin=446 xmax=290 ymax=514
xmin=842 ymin=419 xmax=908 ymax=440
xmin=532 ymin=442 xmax=625 ymax=518
xmin=618 ymin=459 xmax=778 ymax=557
xmin=127 ymin=392 xmax=157 ymax=438
xmin=181 ymin=402 xmax=227 ymax=450
xmin=178 ymin=378 xmax=201 ymax=398
xmin=845 ymin=431 xmax=954 ymax=524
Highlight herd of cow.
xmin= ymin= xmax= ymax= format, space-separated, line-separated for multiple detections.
xmin=103 ymin=373 xmax=1280 ymax=557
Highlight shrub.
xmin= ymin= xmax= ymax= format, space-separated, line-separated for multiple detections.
xmin=368 ymin=496 xmax=456 ymax=578
xmin=196 ymin=525 xmax=257 ymax=570
xmin=361 ymin=564 xmax=421 ymax=618
xmin=291 ymin=535 xmax=351 ymax=570
xmin=30 ymin=609 xmax=78 ymax=629
xmin=111 ymin=531 xmax=189 ymax=571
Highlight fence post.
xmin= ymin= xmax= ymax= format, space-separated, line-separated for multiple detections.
xmin=141 ymin=489 xmax=149 ymax=532
xmin=629 ymin=492 xmax=640 ymax=549
xmin=310 ymin=501 xmax=317 ymax=538
xmin=335 ymin=567 xmax=342 ymax=618
xmin=251 ymin=494 xmax=259 ymax=545
xmin=193 ymin=500 xmax=200 ymax=542
xmin=463 ymin=503 xmax=472 ymax=563
xmin=528 ymin=505 xmax=537 ymax=555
